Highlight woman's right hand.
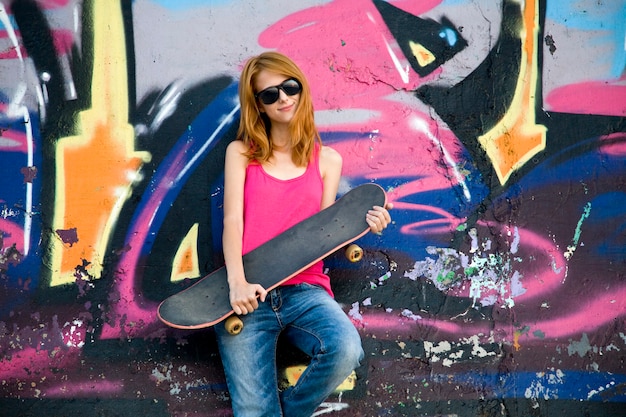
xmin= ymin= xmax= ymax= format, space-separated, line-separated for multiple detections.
xmin=229 ymin=279 xmax=268 ymax=315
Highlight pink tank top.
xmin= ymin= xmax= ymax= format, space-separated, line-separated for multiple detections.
xmin=242 ymin=145 xmax=333 ymax=296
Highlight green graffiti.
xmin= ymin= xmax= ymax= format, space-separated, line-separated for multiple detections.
xmin=564 ymin=202 xmax=592 ymax=260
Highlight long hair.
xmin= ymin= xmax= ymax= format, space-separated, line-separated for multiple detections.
xmin=237 ymin=51 xmax=321 ymax=166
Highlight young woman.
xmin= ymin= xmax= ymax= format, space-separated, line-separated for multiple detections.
xmin=216 ymin=51 xmax=392 ymax=417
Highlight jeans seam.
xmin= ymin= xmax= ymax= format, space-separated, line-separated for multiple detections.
xmin=281 ymin=324 xmax=325 ymax=402
xmin=273 ymin=331 xmax=284 ymax=417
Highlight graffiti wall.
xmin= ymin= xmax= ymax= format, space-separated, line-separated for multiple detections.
xmin=1 ymin=0 xmax=625 ymax=415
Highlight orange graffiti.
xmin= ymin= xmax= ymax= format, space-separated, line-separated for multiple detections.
xmin=50 ymin=0 xmax=150 ymax=286
xmin=513 ymin=331 xmax=522 ymax=351
xmin=171 ymin=223 xmax=201 ymax=282
xmin=478 ymin=0 xmax=547 ymax=185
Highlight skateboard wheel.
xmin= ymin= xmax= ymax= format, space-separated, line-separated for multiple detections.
xmin=345 ymin=244 xmax=363 ymax=263
xmin=225 ymin=316 xmax=243 ymax=335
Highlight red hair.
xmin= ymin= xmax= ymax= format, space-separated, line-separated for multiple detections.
xmin=237 ymin=51 xmax=321 ymax=166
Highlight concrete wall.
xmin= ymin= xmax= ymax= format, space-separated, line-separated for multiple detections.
xmin=1 ymin=0 xmax=624 ymax=415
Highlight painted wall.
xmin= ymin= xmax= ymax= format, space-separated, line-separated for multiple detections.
xmin=1 ymin=0 xmax=625 ymax=415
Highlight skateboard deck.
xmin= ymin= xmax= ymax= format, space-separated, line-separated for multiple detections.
xmin=157 ymin=183 xmax=387 ymax=330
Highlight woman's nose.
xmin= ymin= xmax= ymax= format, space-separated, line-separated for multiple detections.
xmin=277 ymin=88 xmax=289 ymax=101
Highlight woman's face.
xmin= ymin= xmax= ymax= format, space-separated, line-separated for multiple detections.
xmin=254 ymin=70 xmax=301 ymax=126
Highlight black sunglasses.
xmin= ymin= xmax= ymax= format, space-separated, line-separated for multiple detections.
xmin=255 ymin=78 xmax=302 ymax=105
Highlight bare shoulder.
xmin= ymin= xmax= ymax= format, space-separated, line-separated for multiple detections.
xmin=225 ymin=140 xmax=249 ymax=163
xmin=319 ymin=145 xmax=342 ymax=182
xmin=224 ymin=140 xmax=250 ymax=176
xmin=319 ymin=145 xmax=342 ymax=166
xmin=226 ymin=139 xmax=248 ymax=155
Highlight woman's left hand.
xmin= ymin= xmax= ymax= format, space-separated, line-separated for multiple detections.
xmin=366 ymin=203 xmax=393 ymax=234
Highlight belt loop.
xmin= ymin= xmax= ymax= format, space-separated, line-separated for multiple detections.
xmin=270 ymin=287 xmax=281 ymax=311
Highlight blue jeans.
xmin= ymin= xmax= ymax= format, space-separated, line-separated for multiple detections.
xmin=215 ymin=283 xmax=364 ymax=417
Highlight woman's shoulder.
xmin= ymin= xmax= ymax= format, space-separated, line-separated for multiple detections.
xmin=319 ymin=145 xmax=342 ymax=165
xmin=226 ymin=140 xmax=252 ymax=160
xmin=225 ymin=140 xmax=253 ymax=168
xmin=318 ymin=145 xmax=342 ymax=179
xmin=227 ymin=139 xmax=248 ymax=153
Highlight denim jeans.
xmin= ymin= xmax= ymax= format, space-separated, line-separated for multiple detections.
xmin=215 ymin=283 xmax=364 ymax=417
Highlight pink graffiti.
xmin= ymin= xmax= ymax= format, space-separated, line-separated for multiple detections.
xmin=45 ymin=379 xmax=124 ymax=397
xmin=0 ymin=28 xmax=74 ymax=59
xmin=100 ymin=228 xmax=160 ymax=340
xmin=0 ymin=346 xmax=80 ymax=381
xmin=599 ymin=132 xmax=626 ymax=156
xmin=396 ymin=203 xmax=463 ymax=236
xmin=331 ymin=119 xmax=463 ymax=186
xmin=0 ymin=219 xmax=25 ymax=254
xmin=5 ymin=0 xmax=71 ymax=11
xmin=258 ymin=0 xmax=442 ymax=95
xmin=258 ymin=0 xmax=469 ymax=207
xmin=0 ymin=126 xmax=31 ymax=154
xmin=37 ymin=0 xmax=72 ymax=8
xmin=356 ymin=284 xmax=626 ymax=341
xmin=545 ymin=75 xmax=626 ymax=117
xmin=526 ymin=288 xmax=626 ymax=338
xmin=100 ymin=146 xmax=195 ymax=339
xmin=389 ymin=171 xmax=468 ymax=235
xmin=354 ymin=311 xmax=493 ymax=338
xmin=259 ymin=0 xmax=443 ymax=69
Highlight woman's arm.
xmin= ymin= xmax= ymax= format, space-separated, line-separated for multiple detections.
xmin=319 ymin=145 xmax=343 ymax=210
xmin=319 ymin=145 xmax=392 ymax=233
xmin=222 ymin=140 xmax=267 ymax=315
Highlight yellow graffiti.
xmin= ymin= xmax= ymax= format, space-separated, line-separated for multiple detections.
xmin=51 ymin=1 xmax=151 ymax=286
xmin=478 ymin=0 xmax=547 ymax=185
xmin=409 ymin=41 xmax=435 ymax=67
xmin=284 ymin=365 xmax=356 ymax=393
xmin=171 ymin=223 xmax=201 ymax=282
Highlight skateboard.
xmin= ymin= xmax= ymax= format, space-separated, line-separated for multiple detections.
xmin=157 ymin=183 xmax=387 ymax=332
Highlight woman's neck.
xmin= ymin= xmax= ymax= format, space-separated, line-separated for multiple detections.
xmin=270 ymin=124 xmax=291 ymax=152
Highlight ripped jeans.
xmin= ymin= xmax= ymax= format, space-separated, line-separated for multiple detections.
xmin=215 ymin=283 xmax=363 ymax=417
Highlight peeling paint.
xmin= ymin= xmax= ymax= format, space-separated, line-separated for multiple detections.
xmin=425 ymin=334 xmax=498 ymax=367
xmin=567 ymin=333 xmax=593 ymax=358
xmin=405 ymin=226 xmax=527 ymax=308
xmin=55 ymin=228 xmax=79 ymax=247
xmin=524 ymin=369 xmax=565 ymax=400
